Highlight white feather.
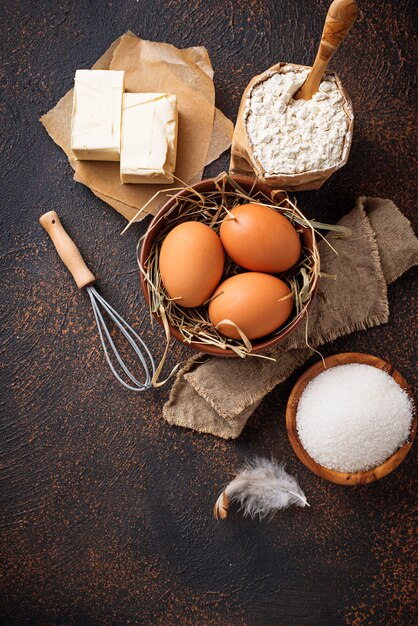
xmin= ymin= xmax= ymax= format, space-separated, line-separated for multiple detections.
xmin=220 ymin=457 xmax=309 ymax=519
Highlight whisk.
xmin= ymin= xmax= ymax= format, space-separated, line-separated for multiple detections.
xmin=40 ymin=211 xmax=155 ymax=391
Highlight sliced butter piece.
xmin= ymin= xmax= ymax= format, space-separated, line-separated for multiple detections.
xmin=120 ymin=93 xmax=178 ymax=184
xmin=71 ymin=69 xmax=124 ymax=161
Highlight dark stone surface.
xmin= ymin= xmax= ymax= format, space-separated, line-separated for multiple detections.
xmin=0 ymin=1 xmax=416 ymax=624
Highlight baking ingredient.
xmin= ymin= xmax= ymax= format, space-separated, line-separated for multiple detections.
xmin=209 ymin=272 xmax=293 ymax=340
xmin=71 ymin=69 xmax=124 ymax=161
xmin=42 ymin=32 xmax=233 ymax=223
xmin=120 ymin=93 xmax=178 ymax=184
xmin=246 ymin=65 xmax=350 ymax=175
xmin=296 ymin=363 xmax=414 ymax=473
xmin=144 ymin=174 xmax=319 ymax=358
xmin=220 ymin=203 xmax=301 ymax=273
xmin=159 ymin=222 xmax=224 ymax=308
xmin=214 ymin=457 xmax=308 ymax=520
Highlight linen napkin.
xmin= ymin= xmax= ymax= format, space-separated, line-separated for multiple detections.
xmin=163 ymin=197 xmax=418 ymax=438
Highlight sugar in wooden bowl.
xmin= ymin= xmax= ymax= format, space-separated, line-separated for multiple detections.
xmin=286 ymin=353 xmax=416 ymax=485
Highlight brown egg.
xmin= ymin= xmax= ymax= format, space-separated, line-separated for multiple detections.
xmin=208 ymin=272 xmax=293 ymax=340
xmin=220 ymin=203 xmax=301 ymax=273
xmin=159 ymin=221 xmax=224 ymax=308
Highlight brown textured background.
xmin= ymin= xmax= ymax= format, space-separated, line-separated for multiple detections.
xmin=1 ymin=1 xmax=417 ymax=624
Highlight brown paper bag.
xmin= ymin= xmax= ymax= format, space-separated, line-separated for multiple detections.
xmin=229 ymin=62 xmax=354 ymax=191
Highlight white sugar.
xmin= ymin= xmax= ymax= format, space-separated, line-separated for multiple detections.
xmin=296 ymin=363 xmax=414 ymax=473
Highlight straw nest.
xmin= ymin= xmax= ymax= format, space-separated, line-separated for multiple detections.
xmin=138 ymin=173 xmax=345 ymax=359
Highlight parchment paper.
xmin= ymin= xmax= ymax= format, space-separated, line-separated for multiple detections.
xmin=40 ymin=32 xmax=233 ymax=222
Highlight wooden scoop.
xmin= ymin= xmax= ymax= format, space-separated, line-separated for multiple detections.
xmin=295 ymin=0 xmax=358 ymax=101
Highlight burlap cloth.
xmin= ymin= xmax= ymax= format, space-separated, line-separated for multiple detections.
xmin=163 ymin=197 xmax=418 ymax=438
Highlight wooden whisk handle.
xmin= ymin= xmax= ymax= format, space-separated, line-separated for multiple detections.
xmin=318 ymin=0 xmax=358 ymax=62
xmin=39 ymin=211 xmax=96 ymax=289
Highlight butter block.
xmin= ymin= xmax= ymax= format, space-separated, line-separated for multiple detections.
xmin=120 ymin=93 xmax=178 ymax=184
xmin=71 ymin=69 xmax=124 ymax=161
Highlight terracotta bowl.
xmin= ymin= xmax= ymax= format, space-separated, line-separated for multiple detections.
xmin=286 ymin=352 xmax=416 ymax=485
xmin=139 ymin=175 xmax=318 ymax=357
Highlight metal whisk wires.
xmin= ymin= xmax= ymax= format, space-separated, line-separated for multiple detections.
xmin=87 ymin=285 xmax=155 ymax=392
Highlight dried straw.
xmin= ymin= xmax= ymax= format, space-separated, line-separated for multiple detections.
xmin=137 ymin=173 xmax=349 ymax=366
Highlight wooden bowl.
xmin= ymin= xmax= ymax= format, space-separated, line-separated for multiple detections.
xmin=139 ymin=175 xmax=318 ymax=357
xmin=286 ymin=352 xmax=416 ymax=485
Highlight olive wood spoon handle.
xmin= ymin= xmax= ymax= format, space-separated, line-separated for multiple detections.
xmin=295 ymin=0 xmax=358 ymax=101
xmin=40 ymin=211 xmax=96 ymax=289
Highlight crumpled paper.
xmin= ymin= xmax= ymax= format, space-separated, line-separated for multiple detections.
xmin=41 ymin=31 xmax=234 ymax=222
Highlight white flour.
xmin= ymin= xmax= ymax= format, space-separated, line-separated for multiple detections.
xmin=245 ymin=65 xmax=351 ymax=175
